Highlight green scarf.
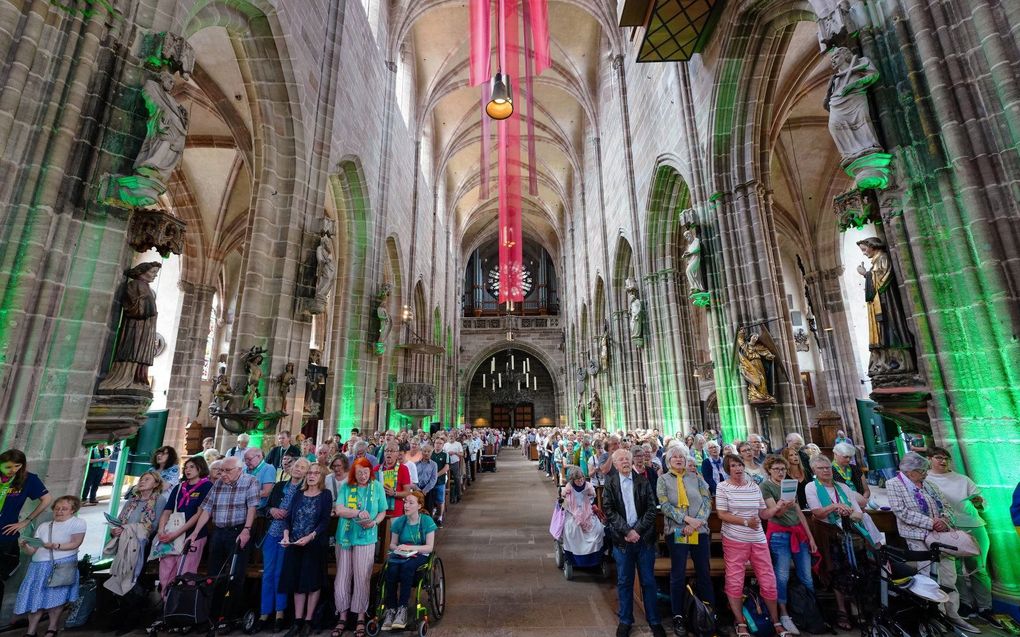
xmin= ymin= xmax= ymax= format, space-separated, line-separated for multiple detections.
xmin=813 ymin=478 xmax=874 ymax=545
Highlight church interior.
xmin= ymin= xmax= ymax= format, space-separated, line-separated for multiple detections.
xmin=1 ymin=0 xmax=1019 ymax=634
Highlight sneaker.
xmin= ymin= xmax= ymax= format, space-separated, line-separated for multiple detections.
xmin=672 ymin=614 xmax=687 ymax=637
xmin=780 ymin=615 xmax=801 ymax=635
xmin=391 ymin=606 xmax=408 ymax=630
xmin=977 ymin=609 xmax=1005 ymax=629
xmin=381 ymin=608 xmax=396 ymax=631
xmin=959 ymin=604 xmax=977 ymax=619
xmin=949 ymin=616 xmax=982 ymax=634
xmin=615 ymin=623 xmax=632 ymax=637
xmin=650 ymin=623 xmax=667 ymax=637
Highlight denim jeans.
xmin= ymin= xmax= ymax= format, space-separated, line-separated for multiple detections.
xmin=768 ymin=532 xmax=813 ymax=605
xmin=613 ymin=541 xmax=660 ymax=626
xmin=383 ymin=553 xmax=430 ymax=608
xmin=666 ymin=532 xmax=715 ymax=616
xmin=260 ymin=535 xmax=288 ymax=614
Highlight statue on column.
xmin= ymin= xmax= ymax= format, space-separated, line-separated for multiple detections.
xmin=241 ymin=346 xmax=267 ymax=411
xmin=736 ymin=327 xmax=777 ymax=404
xmin=375 ymin=283 xmax=393 ymax=355
xmin=588 ymin=390 xmax=602 ymax=424
xmin=309 ymin=219 xmax=337 ymax=314
xmin=626 ymin=278 xmax=644 ymax=344
xmin=98 ymin=262 xmax=162 ymax=391
xmin=824 ymin=47 xmax=892 ymax=191
xmin=576 ymin=392 xmax=586 ymax=424
xmin=856 ymin=237 xmax=915 ymax=377
xmin=598 ymin=320 xmax=610 ymax=370
xmin=276 ymin=362 xmax=297 ymax=413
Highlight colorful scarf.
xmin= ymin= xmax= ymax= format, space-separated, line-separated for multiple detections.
xmin=813 ymin=479 xmax=874 ymax=546
xmin=674 ymin=471 xmax=698 ymax=545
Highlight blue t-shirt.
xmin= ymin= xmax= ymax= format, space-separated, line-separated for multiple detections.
xmin=391 ymin=514 xmax=437 ymax=553
xmin=248 ymin=462 xmax=277 ymax=506
xmin=165 ymin=479 xmax=213 ymax=539
xmin=0 ymin=473 xmax=48 ymax=545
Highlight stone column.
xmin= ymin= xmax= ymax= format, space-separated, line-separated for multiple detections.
xmin=164 ymin=281 xmax=217 ymax=451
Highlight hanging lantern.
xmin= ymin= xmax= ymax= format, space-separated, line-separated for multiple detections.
xmin=485 ymin=72 xmax=514 ymax=120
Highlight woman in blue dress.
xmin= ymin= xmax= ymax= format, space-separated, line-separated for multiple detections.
xmin=279 ymin=462 xmax=333 ymax=637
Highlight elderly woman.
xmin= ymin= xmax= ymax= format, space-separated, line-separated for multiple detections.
xmin=700 ymin=440 xmax=727 ymax=495
xmin=258 ymin=457 xmax=309 ymax=632
xmin=560 ymin=465 xmax=604 ymax=559
xmin=325 ymin=454 xmax=351 ymax=500
xmin=831 ymin=442 xmax=870 ymax=507
xmin=691 ymin=434 xmax=707 ymax=463
xmin=924 ymin=447 xmax=997 ymax=626
xmin=334 ymin=458 xmax=387 ymax=637
xmin=886 ymin=452 xmax=977 ymax=633
xmin=805 ymin=453 xmax=865 ymax=631
xmin=737 ymin=442 xmax=765 ymax=484
xmin=761 ymin=455 xmax=817 ymax=635
xmin=631 ymin=445 xmax=658 ymax=494
xmin=716 ymin=453 xmax=792 ymax=637
xmin=15 ymin=495 xmax=86 ymax=637
xmin=657 ymin=446 xmax=714 ymax=634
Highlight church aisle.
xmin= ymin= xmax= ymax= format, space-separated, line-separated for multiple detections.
xmin=431 ymin=449 xmax=637 ymax=637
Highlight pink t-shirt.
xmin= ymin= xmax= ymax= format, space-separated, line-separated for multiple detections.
xmin=716 ymin=480 xmax=767 ymax=543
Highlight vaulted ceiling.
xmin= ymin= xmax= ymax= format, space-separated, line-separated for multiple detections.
xmin=398 ymin=1 xmax=616 ymax=262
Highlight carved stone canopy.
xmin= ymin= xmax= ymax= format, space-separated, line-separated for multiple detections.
xmin=127 ymin=209 xmax=186 ymax=256
xmin=395 ymin=382 xmax=436 ymax=416
xmin=140 ymin=31 xmax=196 ymax=77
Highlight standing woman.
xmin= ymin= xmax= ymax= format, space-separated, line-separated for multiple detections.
xmin=716 ymin=454 xmax=794 ymax=637
xmin=700 ymin=441 xmax=726 ymax=495
xmin=259 ymin=457 xmax=309 ymax=632
xmin=760 ymin=456 xmax=817 ymax=636
xmin=324 ymin=454 xmax=350 ymax=501
xmin=15 ymin=496 xmax=86 ymax=637
xmin=0 ymin=449 xmax=52 ymax=600
xmin=155 ymin=456 xmax=212 ymax=599
xmin=279 ymin=462 xmax=333 ymax=637
xmin=779 ymin=447 xmax=810 ymax=508
xmin=151 ymin=446 xmax=181 ymax=493
xmin=333 ymin=457 xmax=387 ymax=637
xmin=738 ymin=442 xmax=765 ymax=484
xmin=657 ymin=446 xmax=714 ymax=635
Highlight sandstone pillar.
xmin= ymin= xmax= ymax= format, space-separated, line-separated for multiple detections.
xmin=164 ymin=281 xmax=216 ymax=451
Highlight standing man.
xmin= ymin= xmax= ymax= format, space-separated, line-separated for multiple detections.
xmin=225 ymin=434 xmax=251 ymax=459
xmin=266 ymin=431 xmax=300 ymax=469
xmin=442 ymin=434 xmax=464 ymax=504
xmin=602 ymin=449 xmax=665 ymax=637
xmin=749 ymin=433 xmax=768 ymax=466
xmin=430 ymin=436 xmax=450 ymax=527
xmin=415 ymin=442 xmax=438 ymax=503
xmin=81 ymin=442 xmax=110 ymax=505
xmin=244 ymin=447 xmax=277 ymax=507
xmin=186 ymin=456 xmax=259 ymax=628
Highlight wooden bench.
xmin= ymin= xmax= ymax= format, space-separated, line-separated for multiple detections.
xmin=244 ymin=514 xmax=392 ymax=578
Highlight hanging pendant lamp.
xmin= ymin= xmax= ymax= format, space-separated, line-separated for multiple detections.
xmin=486 ymin=71 xmax=514 ymax=120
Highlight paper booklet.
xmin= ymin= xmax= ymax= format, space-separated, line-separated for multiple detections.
xmin=780 ymin=479 xmax=799 ymax=502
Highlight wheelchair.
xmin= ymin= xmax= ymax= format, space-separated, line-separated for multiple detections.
xmin=366 ymin=551 xmax=446 ymax=636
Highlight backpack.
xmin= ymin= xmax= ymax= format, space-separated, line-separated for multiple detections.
xmin=684 ymin=585 xmax=718 ymax=637
xmin=787 ymin=577 xmax=828 ymax=634
xmin=743 ymin=584 xmax=774 ymax=636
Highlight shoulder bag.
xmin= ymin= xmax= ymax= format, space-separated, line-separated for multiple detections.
xmin=44 ymin=522 xmax=78 ymax=588
xmin=925 ymin=529 xmax=979 ymax=557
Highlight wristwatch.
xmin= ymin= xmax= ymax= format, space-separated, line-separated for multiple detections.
xmin=743 ymin=518 xmax=748 ymax=527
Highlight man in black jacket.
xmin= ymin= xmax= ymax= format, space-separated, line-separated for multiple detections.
xmin=603 ymin=448 xmax=666 ymax=637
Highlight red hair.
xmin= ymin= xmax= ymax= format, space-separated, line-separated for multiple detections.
xmin=348 ymin=457 xmax=374 ymax=485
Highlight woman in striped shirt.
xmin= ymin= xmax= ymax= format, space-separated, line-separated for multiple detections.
xmin=715 ymin=453 xmax=795 ymax=637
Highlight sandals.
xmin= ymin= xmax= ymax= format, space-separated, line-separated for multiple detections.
xmin=836 ymin=610 xmax=853 ymax=631
xmin=734 ymin=623 xmax=751 ymax=637
xmin=354 ymin=620 xmax=366 ymax=637
xmin=773 ymin=622 xmax=793 ymax=637
xmin=331 ymin=622 xmax=346 ymax=637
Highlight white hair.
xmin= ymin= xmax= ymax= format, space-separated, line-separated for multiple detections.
xmin=786 ymin=433 xmax=805 ymax=445
xmin=663 ymin=443 xmax=691 ymax=466
xmin=220 ymin=455 xmax=242 ymax=469
xmin=236 ymin=433 xmax=250 ymax=443
xmin=832 ymin=442 xmax=856 ymax=457
xmin=899 ymin=452 xmax=930 ymax=473
xmin=809 ymin=454 xmax=832 ymax=470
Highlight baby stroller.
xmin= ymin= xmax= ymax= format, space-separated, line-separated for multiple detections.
xmin=847 ymin=527 xmax=962 ymax=637
xmin=479 ymin=444 xmax=497 ymax=472
xmin=147 ymin=539 xmax=257 ymax=636
xmin=551 ymin=495 xmax=609 ymax=581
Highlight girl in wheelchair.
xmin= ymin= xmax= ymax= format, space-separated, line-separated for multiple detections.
xmin=381 ymin=490 xmax=436 ymax=631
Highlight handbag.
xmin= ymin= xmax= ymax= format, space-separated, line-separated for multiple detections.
xmin=44 ymin=522 xmax=78 ymax=588
xmin=684 ymin=584 xmax=717 ymax=637
xmin=925 ymin=529 xmax=979 ymax=557
xmin=150 ymin=492 xmax=187 ymax=560
xmin=549 ymin=502 xmax=566 ymax=540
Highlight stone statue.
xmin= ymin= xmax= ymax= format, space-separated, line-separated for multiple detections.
xmin=737 ymin=328 xmax=777 ymax=404
xmin=98 ymin=262 xmax=162 ymax=392
xmin=598 ymin=320 xmax=610 ymax=370
xmin=376 ymin=283 xmax=393 ymax=354
xmin=314 ymin=225 xmax=338 ymax=307
xmin=856 ymin=237 xmax=914 ymax=375
xmin=682 ymin=228 xmax=704 ymax=293
xmin=626 ymin=278 xmax=643 ymax=340
xmin=825 ymin=47 xmax=882 ymax=164
xmin=576 ymin=392 xmax=586 ymax=423
xmin=588 ymin=390 xmax=602 ymax=424
xmin=277 ymin=362 xmax=297 ymax=413
xmin=211 ymin=371 xmax=232 ymax=411
xmin=241 ymin=346 xmax=267 ymax=410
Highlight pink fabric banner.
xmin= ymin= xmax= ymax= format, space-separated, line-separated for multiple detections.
xmin=526 ymin=0 xmax=550 ymax=75
xmin=498 ymin=0 xmax=524 ymax=304
xmin=522 ymin=0 xmax=539 ymax=196
xmin=480 ymin=81 xmax=491 ymax=199
xmin=469 ymin=0 xmax=491 ymax=87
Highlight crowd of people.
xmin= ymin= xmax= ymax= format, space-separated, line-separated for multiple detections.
xmin=516 ymin=426 xmax=1013 ymax=637
xmin=0 ymin=426 xmax=502 ymax=636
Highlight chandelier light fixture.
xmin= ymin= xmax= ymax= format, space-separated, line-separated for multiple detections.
xmin=485 ymin=71 xmax=513 ymax=120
